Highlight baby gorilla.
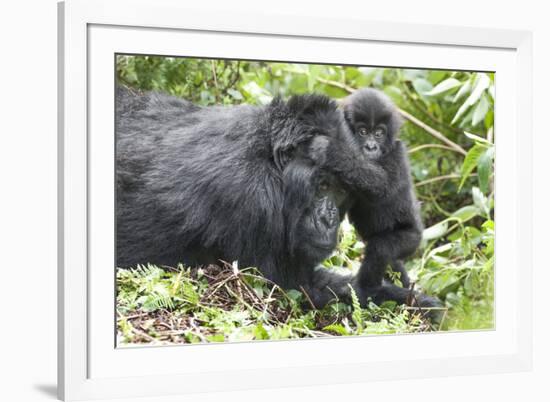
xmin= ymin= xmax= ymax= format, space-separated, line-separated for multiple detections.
xmin=341 ymin=88 xmax=422 ymax=290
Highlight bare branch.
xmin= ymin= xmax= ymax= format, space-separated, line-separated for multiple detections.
xmin=415 ymin=173 xmax=476 ymax=187
xmin=399 ymin=109 xmax=467 ymax=155
xmin=408 ymin=144 xmax=461 ymax=154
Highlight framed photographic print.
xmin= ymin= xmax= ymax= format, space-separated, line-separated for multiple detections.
xmin=58 ymin=0 xmax=533 ymax=400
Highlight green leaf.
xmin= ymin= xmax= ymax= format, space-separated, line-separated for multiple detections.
xmin=469 ymin=73 xmax=491 ymax=103
xmin=206 ymin=334 xmax=225 ymax=342
xmin=472 ymin=93 xmax=490 ymax=126
xmin=423 ymin=220 xmax=449 ymax=241
xmin=286 ymin=289 xmax=303 ymax=303
xmin=348 ymin=285 xmax=363 ymax=332
xmin=427 ymin=70 xmax=448 ymax=85
xmin=412 ymin=78 xmax=433 ymax=95
xmin=307 ymin=65 xmax=322 ymax=91
xmin=482 ymin=219 xmax=495 ymax=231
xmin=452 ymin=205 xmax=480 ymax=223
xmin=484 ymin=109 xmax=494 ymax=129
xmin=181 ymin=281 xmax=199 ymax=305
xmin=472 ymin=187 xmax=491 ymax=217
xmin=402 ymin=69 xmax=427 ymax=81
xmin=383 ymin=86 xmax=403 ymax=103
xmin=424 ymin=78 xmax=461 ymax=96
xmin=464 ymin=272 xmax=474 ymax=295
xmin=477 ymin=147 xmax=494 ymax=194
xmin=380 ymin=300 xmax=398 ymax=311
xmin=451 ymin=73 xmax=490 ymax=124
xmin=322 ymin=323 xmax=349 ymax=336
xmin=253 ymin=323 xmax=270 ymax=340
xmin=452 ymin=101 xmax=471 ymax=125
xmin=464 ymin=131 xmax=492 ymax=145
xmin=242 ymin=81 xmax=273 ymax=104
xmin=452 ymin=80 xmax=472 ymax=103
xmin=227 ymin=88 xmax=243 ymax=100
xmin=459 ymin=144 xmax=485 ymax=190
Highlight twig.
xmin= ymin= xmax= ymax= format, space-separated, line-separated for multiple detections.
xmin=261 ymin=285 xmax=278 ymax=320
xmin=206 ymin=271 xmax=239 ymax=298
xmin=415 ymin=173 xmax=475 ymax=187
xmin=438 ymin=309 xmax=448 ymax=331
xmin=299 ymin=286 xmax=317 ymax=310
xmin=188 ymin=317 xmax=208 ymax=342
xmin=400 ymin=77 xmax=464 ymax=136
xmin=225 ymin=61 xmax=241 ymax=90
xmin=210 ymin=60 xmax=220 ymax=102
xmin=210 ymin=60 xmax=219 ymax=90
xmin=119 ymin=312 xmax=149 ymax=320
xmin=408 ymin=143 xmax=461 ymax=154
xmin=316 ymin=76 xmax=356 ymax=93
xmin=130 ymin=326 xmax=158 ymax=343
xmin=399 ymin=109 xmax=467 ymax=155
xmin=156 ymin=321 xmax=174 ymax=330
xmin=326 ymin=286 xmax=341 ymax=304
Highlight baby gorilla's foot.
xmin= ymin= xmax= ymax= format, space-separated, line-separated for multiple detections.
xmin=356 ymin=281 xmax=445 ymax=326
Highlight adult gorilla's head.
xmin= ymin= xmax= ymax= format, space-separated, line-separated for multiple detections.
xmin=283 ymin=159 xmax=348 ymax=269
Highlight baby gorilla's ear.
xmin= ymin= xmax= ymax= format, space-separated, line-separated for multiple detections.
xmin=337 ymin=98 xmax=354 ymax=128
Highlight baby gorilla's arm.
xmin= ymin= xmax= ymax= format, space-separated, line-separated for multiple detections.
xmin=344 ymin=140 xmax=423 ymax=288
xmin=306 ymin=136 xmax=392 ymax=198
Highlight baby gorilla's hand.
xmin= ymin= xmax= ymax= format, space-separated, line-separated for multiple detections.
xmin=306 ymin=135 xmax=331 ymax=166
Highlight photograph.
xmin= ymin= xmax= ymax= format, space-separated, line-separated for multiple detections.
xmin=115 ymin=54 xmax=495 ymax=346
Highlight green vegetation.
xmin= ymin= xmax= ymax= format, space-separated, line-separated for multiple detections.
xmin=116 ymin=56 xmax=494 ymax=345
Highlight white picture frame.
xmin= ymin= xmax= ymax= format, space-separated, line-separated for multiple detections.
xmin=58 ymin=0 xmax=533 ymax=400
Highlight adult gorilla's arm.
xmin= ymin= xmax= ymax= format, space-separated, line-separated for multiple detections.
xmin=304 ymin=266 xmax=438 ymax=309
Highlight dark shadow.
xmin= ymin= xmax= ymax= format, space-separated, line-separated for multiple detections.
xmin=33 ymin=384 xmax=58 ymax=399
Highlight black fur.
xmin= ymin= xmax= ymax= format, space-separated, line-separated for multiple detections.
xmin=338 ymin=88 xmax=439 ymax=307
xmin=115 ymin=87 xmax=398 ymax=308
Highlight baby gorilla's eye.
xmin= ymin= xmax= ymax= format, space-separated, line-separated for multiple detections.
xmin=358 ymin=127 xmax=368 ymax=136
xmin=374 ymin=126 xmax=386 ymax=138
xmin=319 ymin=181 xmax=329 ymax=191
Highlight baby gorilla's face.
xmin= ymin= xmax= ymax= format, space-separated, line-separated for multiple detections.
xmin=342 ymin=88 xmax=402 ymax=160
xmin=353 ymin=123 xmax=390 ymax=159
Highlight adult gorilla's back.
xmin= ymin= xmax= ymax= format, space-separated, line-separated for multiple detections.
xmin=116 ymin=87 xmax=342 ymax=287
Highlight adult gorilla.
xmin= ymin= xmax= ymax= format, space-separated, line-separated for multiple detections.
xmin=116 ymin=87 xmax=435 ymax=308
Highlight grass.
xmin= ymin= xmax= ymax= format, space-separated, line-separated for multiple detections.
xmin=116 ymin=216 xmax=494 ymax=346
xmin=116 ymin=262 xmax=437 ymax=346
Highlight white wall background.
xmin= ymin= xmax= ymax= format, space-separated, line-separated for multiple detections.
xmin=0 ymin=1 xmax=547 ymax=401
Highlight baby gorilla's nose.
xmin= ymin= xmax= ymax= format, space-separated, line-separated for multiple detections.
xmin=365 ymin=142 xmax=378 ymax=151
